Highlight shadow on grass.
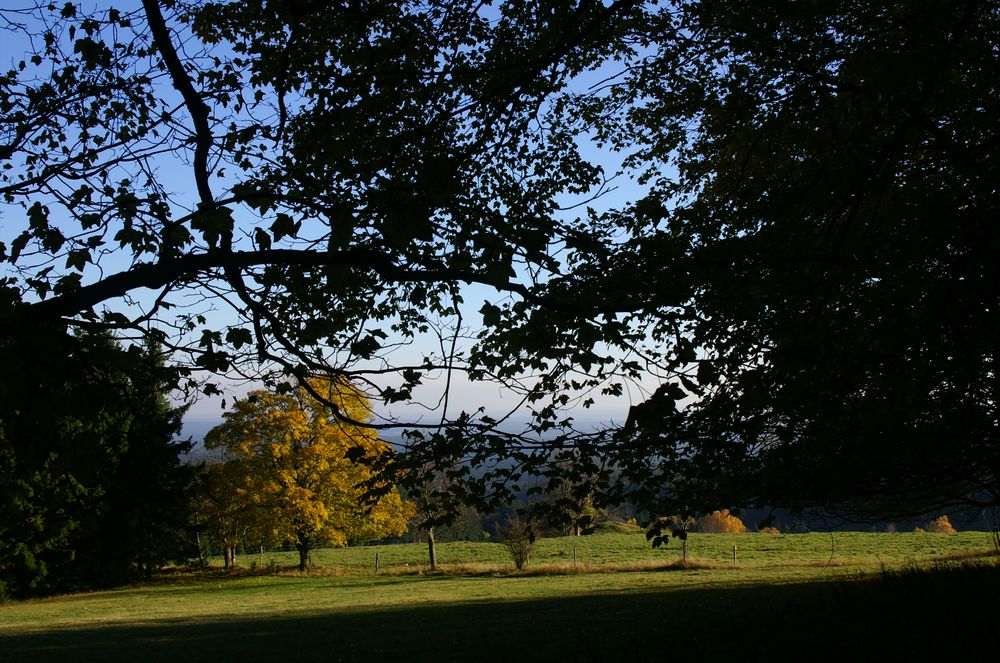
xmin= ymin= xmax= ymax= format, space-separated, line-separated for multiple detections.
xmin=129 ymin=568 xmax=442 ymax=595
xmin=2 ymin=563 xmax=996 ymax=661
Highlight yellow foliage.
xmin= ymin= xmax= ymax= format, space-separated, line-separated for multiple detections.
xmin=696 ymin=509 xmax=747 ymax=533
xmin=759 ymin=526 xmax=780 ymax=534
xmin=925 ymin=515 xmax=957 ymax=534
xmin=203 ymin=378 xmax=411 ymax=557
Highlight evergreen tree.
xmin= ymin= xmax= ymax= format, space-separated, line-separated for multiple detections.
xmin=71 ymin=339 xmax=196 ymax=587
xmin=0 ymin=320 xmax=194 ymax=597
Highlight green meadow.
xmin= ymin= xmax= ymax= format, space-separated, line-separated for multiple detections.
xmin=236 ymin=530 xmax=996 ymax=571
xmin=2 ymin=532 xmax=997 ymax=661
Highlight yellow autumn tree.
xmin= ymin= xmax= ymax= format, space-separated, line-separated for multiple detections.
xmin=204 ymin=378 xmax=411 ymax=570
xmin=696 ymin=509 xmax=748 ymax=533
xmin=925 ymin=515 xmax=957 ymax=533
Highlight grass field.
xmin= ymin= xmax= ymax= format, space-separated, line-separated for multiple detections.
xmin=222 ymin=530 xmax=998 ymax=572
xmin=1 ymin=532 xmax=997 ymax=661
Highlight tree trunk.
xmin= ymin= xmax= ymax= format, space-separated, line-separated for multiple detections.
xmin=297 ymin=539 xmax=312 ymax=571
xmin=224 ymin=544 xmax=235 ymax=569
xmin=427 ymin=527 xmax=437 ymax=570
xmin=196 ymin=529 xmax=205 ymax=566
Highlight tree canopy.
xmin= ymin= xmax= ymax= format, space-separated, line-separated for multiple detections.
xmin=1 ymin=0 xmax=997 ymax=530
xmin=204 ymin=378 xmax=411 ymax=569
xmin=1 ymin=0 xmax=628 ymax=399
xmin=540 ymin=0 xmax=1000 ymax=521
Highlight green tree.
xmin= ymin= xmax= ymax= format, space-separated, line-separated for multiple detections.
xmin=0 ymin=326 xmax=193 ymax=596
xmin=204 ymin=379 xmax=411 ymax=570
xmin=528 ymin=477 xmax=601 ymax=537
xmin=76 ymin=339 xmax=196 ymax=584
xmin=195 ymin=459 xmax=269 ymax=570
xmin=0 ymin=326 xmax=101 ymax=598
xmin=405 ymin=465 xmax=476 ymax=569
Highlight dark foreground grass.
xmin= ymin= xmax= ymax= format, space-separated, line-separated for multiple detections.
xmin=2 ymin=562 xmax=997 ymax=662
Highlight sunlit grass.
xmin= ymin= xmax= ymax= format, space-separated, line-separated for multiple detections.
xmin=215 ymin=530 xmax=995 ymax=573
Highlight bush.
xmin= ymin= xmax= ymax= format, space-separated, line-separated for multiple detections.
xmin=498 ymin=518 xmax=537 ymax=570
xmin=759 ymin=526 xmax=780 ymax=534
xmin=697 ymin=510 xmax=747 ymax=533
xmin=925 ymin=515 xmax=957 ymax=534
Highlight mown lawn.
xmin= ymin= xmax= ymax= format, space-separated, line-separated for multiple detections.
xmin=1 ymin=532 xmax=997 ymax=661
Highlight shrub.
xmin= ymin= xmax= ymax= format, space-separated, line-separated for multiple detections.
xmin=498 ymin=518 xmax=537 ymax=570
xmin=759 ymin=526 xmax=780 ymax=534
xmin=925 ymin=515 xmax=957 ymax=534
xmin=697 ymin=509 xmax=747 ymax=533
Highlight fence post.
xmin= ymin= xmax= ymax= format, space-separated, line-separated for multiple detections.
xmin=573 ymin=546 xmax=577 ymax=566
xmin=733 ymin=545 xmax=737 ymax=568
xmin=375 ymin=551 xmax=380 ymax=573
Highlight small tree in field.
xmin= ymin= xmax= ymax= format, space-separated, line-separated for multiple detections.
xmin=925 ymin=515 xmax=957 ymax=534
xmin=407 ymin=466 xmax=467 ymax=571
xmin=697 ymin=509 xmax=747 ymax=533
xmin=499 ymin=518 xmax=537 ymax=571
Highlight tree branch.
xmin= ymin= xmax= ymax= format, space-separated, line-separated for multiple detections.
xmin=141 ymin=0 xmax=214 ymax=208
xmin=17 ymin=247 xmax=536 ymax=323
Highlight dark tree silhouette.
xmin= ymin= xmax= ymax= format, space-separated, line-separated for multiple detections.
xmin=2 ymin=1 xmax=997 ymax=539
xmin=0 ymin=0 xmax=642 ymax=511
xmin=0 ymin=330 xmax=194 ymax=597
xmin=510 ymin=0 xmax=1000 ymax=523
